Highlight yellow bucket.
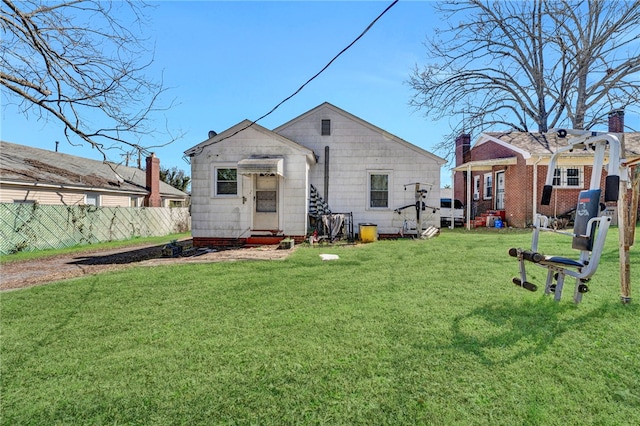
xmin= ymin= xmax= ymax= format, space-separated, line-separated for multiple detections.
xmin=359 ymin=223 xmax=378 ymax=243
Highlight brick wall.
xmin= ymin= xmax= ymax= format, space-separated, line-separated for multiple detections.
xmin=504 ymin=156 xmax=531 ymax=227
xmin=454 ymin=170 xmax=467 ymax=202
xmin=472 ymin=141 xmax=515 ymax=160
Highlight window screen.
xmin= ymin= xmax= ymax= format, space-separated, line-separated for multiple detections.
xmin=216 ymin=168 xmax=237 ymax=195
xmin=370 ymin=174 xmax=388 ymax=208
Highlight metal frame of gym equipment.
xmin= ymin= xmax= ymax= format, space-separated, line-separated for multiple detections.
xmin=509 ymin=130 xmax=624 ymax=303
xmin=394 ymin=182 xmax=438 ymax=237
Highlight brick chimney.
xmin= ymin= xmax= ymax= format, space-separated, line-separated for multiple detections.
xmin=608 ymin=109 xmax=624 ymax=133
xmin=144 ymin=153 xmax=162 ymax=207
xmin=455 ymin=133 xmax=471 ymax=166
xmin=454 ymin=133 xmax=471 ymax=203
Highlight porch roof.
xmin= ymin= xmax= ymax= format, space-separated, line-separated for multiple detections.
xmin=237 ymin=157 xmax=284 ymax=177
xmin=452 ymin=156 xmax=518 ymax=171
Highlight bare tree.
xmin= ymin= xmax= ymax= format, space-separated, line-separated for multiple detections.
xmin=1 ymin=0 xmax=176 ymax=159
xmin=408 ymin=0 xmax=640 ymax=159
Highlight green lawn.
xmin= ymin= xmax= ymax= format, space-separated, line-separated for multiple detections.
xmin=2 ymin=228 xmax=639 ymax=425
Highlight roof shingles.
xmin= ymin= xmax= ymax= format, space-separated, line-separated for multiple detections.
xmin=0 ymin=141 xmax=186 ymax=197
xmin=483 ymin=131 xmax=640 ymax=157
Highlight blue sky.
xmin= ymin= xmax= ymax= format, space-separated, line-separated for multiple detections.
xmin=3 ymin=1 xmax=639 ymax=188
xmin=2 ymin=1 xmax=457 ymax=184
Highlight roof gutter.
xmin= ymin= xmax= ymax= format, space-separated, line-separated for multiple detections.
xmin=0 ymin=180 xmax=148 ymax=195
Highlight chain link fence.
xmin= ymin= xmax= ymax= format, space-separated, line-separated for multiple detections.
xmin=0 ymin=203 xmax=191 ymax=254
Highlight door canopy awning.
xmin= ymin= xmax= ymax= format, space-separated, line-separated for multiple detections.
xmin=237 ymin=157 xmax=284 ymax=176
xmin=452 ymin=157 xmax=518 ymax=171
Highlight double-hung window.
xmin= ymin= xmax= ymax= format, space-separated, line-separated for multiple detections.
xmin=473 ymin=175 xmax=480 ymax=200
xmin=483 ymin=174 xmax=493 ymax=200
xmin=369 ymin=173 xmax=389 ymax=208
xmin=215 ymin=167 xmax=238 ymax=196
xmin=552 ymin=166 xmax=583 ymax=188
xmin=130 ymin=196 xmax=142 ymax=207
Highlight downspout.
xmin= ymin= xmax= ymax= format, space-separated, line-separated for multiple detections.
xmin=532 ymin=156 xmax=543 ymax=224
xmin=324 ymin=146 xmax=330 ymax=204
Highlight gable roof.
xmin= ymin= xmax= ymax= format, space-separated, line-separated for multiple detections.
xmin=477 ymin=131 xmax=640 ymax=158
xmin=0 ymin=141 xmax=188 ymax=197
xmin=184 ymin=119 xmax=316 ymax=162
xmin=274 ymin=102 xmax=447 ymax=165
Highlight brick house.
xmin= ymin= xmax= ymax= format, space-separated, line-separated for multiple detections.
xmin=453 ymin=111 xmax=640 ymax=228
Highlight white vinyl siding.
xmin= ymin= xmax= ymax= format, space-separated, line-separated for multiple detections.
xmin=189 ymin=125 xmax=312 ymax=238
xmin=276 ymin=106 xmax=444 ymax=232
xmin=187 ymin=104 xmax=445 ymax=239
xmin=0 ymin=188 xmax=84 ymax=205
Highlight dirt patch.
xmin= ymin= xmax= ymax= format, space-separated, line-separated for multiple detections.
xmin=0 ymin=240 xmax=295 ymax=291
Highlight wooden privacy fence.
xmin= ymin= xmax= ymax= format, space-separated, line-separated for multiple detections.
xmin=0 ymin=203 xmax=191 ymax=255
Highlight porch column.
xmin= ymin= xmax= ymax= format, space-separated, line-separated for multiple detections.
xmin=466 ymin=163 xmax=472 ymax=230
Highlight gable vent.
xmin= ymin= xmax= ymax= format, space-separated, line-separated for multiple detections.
xmin=321 ymin=119 xmax=331 ymax=136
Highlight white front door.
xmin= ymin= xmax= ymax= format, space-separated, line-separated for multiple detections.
xmin=496 ymin=171 xmax=505 ymax=210
xmin=253 ymin=174 xmax=279 ymax=230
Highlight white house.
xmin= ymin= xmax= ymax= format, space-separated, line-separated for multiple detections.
xmin=185 ymin=103 xmax=445 ymax=246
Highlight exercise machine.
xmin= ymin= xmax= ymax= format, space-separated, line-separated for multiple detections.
xmin=394 ymin=182 xmax=438 ymax=237
xmin=509 ymin=130 xmax=623 ymax=303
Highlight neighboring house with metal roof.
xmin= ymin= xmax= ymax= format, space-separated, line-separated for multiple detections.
xmin=185 ymin=102 xmax=446 ymax=246
xmin=453 ymin=110 xmax=640 ymax=228
xmin=0 ymin=141 xmax=189 ymax=207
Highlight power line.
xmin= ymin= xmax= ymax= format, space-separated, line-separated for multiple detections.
xmin=188 ymin=0 xmax=399 ymax=158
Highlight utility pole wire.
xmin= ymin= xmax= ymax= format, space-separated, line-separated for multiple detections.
xmin=188 ymin=0 xmax=399 ymax=158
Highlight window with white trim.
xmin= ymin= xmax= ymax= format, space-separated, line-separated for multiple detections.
xmin=552 ymin=166 xmax=584 ymax=188
xmin=215 ymin=167 xmax=238 ymax=196
xmin=369 ymin=173 xmax=389 ymax=208
xmin=483 ymin=173 xmax=492 ymax=199
xmin=473 ymin=175 xmax=480 ymax=200
xmin=85 ymin=193 xmax=100 ymax=206
xmin=130 ymin=196 xmax=142 ymax=207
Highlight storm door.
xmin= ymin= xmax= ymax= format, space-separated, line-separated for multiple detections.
xmin=253 ymin=174 xmax=279 ymax=230
xmin=495 ymin=171 xmax=505 ymax=210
